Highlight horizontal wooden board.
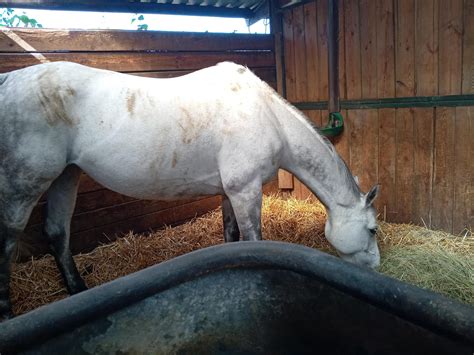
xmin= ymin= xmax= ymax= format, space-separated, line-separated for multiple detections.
xmin=69 ymin=196 xmax=223 ymax=255
xmin=130 ymin=67 xmax=277 ymax=88
xmin=29 ymin=190 xmax=137 ymax=226
xmin=0 ymin=51 xmax=275 ymax=73
xmin=0 ymin=29 xmax=274 ymax=52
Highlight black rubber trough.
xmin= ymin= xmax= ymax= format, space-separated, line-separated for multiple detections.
xmin=1 ymin=241 xmax=473 ymax=354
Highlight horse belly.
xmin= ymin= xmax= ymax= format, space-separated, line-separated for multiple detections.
xmin=76 ymin=145 xmax=224 ymax=201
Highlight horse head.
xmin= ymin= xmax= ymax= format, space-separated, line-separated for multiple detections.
xmin=324 ymin=185 xmax=381 ymax=269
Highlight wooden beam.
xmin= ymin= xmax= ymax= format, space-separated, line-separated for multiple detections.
xmin=0 ymin=51 xmax=275 ymax=73
xmin=0 ymin=29 xmax=274 ymax=52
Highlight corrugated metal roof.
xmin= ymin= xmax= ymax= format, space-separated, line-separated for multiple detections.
xmin=1 ymin=0 xmax=269 ymax=19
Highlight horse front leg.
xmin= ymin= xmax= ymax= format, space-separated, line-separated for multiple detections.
xmin=43 ymin=165 xmax=86 ymax=294
xmin=223 ymin=177 xmax=263 ymax=242
xmin=222 ymin=195 xmax=240 ymax=242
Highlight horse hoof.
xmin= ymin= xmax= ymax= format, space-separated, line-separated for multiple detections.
xmin=68 ymin=280 xmax=88 ymax=295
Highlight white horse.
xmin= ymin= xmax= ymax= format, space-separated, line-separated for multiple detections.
xmin=0 ymin=61 xmax=380 ymax=319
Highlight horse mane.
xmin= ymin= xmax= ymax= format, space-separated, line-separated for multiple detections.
xmin=242 ymin=65 xmax=362 ymax=198
xmin=271 ymin=89 xmax=362 ymax=197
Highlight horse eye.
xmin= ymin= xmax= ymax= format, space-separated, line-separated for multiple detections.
xmin=369 ymin=228 xmax=378 ymax=235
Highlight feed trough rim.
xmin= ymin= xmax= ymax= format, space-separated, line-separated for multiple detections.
xmin=1 ymin=240 xmax=473 ymax=352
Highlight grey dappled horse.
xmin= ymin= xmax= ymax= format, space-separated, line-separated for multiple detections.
xmin=0 ymin=62 xmax=380 ymax=319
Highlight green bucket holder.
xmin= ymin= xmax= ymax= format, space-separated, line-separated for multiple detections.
xmin=320 ymin=111 xmax=344 ymax=137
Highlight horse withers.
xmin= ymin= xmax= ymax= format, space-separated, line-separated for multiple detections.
xmin=0 ymin=61 xmax=380 ymax=319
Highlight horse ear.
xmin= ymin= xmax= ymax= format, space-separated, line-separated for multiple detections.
xmin=353 ymin=176 xmax=360 ymax=186
xmin=365 ymin=184 xmax=380 ymax=206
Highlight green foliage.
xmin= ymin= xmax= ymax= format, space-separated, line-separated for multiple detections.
xmin=131 ymin=13 xmax=148 ymax=31
xmin=0 ymin=7 xmax=43 ymax=28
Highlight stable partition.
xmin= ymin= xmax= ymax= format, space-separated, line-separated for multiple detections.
xmin=276 ymin=0 xmax=473 ymax=234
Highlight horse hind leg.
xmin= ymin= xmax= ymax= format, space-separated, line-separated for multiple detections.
xmin=43 ymin=164 xmax=86 ymax=294
xmin=0 ymin=224 xmax=20 ymax=320
xmin=1 ymin=191 xmax=47 ymax=319
xmin=222 ymin=195 xmax=240 ymax=242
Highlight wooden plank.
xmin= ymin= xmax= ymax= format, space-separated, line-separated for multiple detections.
xmin=393 ymin=0 xmax=415 ymax=224
xmin=28 ymin=189 xmax=138 ymax=227
xmin=69 ymin=195 xmax=222 ymax=254
xmin=0 ymin=51 xmax=275 ymax=73
xmin=415 ymin=0 xmax=438 ymax=96
xmin=395 ymin=0 xmax=415 ymax=97
xmin=317 ymin=0 xmax=329 ymax=101
xmin=37 ymin=172 xmax=104 ymax=202
xmin=278 ymin=170 xmax=294 ymax=190
xmin=279 ymin=10 xmax=296 ymax=190
xmin=78 ymin=174 xmax=104 ymax=194
xmin=304 ymin=2 xmax=319 ymax=101
xmin=348 ymin=109 xmax=378 ymax=193
xmin=432 ymin=0 xmax=463 ymax=231
xmin=0 ymin=29 xmax=274 ymax=52
xmin=438 ymin=0 xmax=463 ymax=96
xmin=359 ymin=0 xmax=377 ymax=98
xmin=333 ymin=109 xmax=350 ymax=165
xmin=412 ymin=108 xmax=434 ymax=227
xmin=452 ymin=107 xmax=473 ymax=234
xmin=462 ymin=0 xmax=474 ymax=94
xmin=26 ymin=197 xmax=201 ymax=232
xmin=129 ymin=67 xmax=276 ymax=81
xmin=376 ymin=0 xmax=396 ymax=98
xmin=431 ymin=107 xmax=456 ymax=232
xmin=374 ymin=0 xmax=396 ymax=221
xmin=293 ymin=7 xmax=308 ymax=102
xmin=376 ymin=108 xmax=397 ymax=221
xmin=394 ymin=108 xmax=415 ymax=223
xmin=343 ymin=0 xmax=361 ymax=99
xmin=337 ymin=0 xmax=347 ymax=100
xmin=69 ymin=198 xmax=202 ymax=234
xmin=283 ymin=11 xmax=296 ymax=101
xmin=262 ymin=179 xmax=280 ymax=195
xmin=306 ymin=109 xmax=323 ymax=127
xmin=270 ymin=0 xmax=285 ymax=96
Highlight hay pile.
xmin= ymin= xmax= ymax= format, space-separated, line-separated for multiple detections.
xmin=11 ymin=195 xmax=473 ymax=316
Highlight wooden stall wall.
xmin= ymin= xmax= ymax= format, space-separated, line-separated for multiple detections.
xmin=0 ymin=29 xmax=276 ymax=258
xmin=280 ymin=0 xmax=473 ymax=234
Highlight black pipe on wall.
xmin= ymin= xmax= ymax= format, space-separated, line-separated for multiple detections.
xmin=328 ymin=0 xmax=340 ymax=113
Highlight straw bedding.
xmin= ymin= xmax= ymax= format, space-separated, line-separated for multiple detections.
xmin=10 ymin=195 xmax=473 ymax=316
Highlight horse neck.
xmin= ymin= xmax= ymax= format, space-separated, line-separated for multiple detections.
xmin=278 ymin=110 xmax=361 ymax=211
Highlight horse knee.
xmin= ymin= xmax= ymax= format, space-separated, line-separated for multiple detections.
xmin=43 ymin=224 xmax=68 ymax=255
xmin=223 ymin=189 xmax=263 ymax=242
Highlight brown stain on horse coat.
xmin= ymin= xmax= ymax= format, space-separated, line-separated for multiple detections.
xmin=126 ymin=90 xmax=137 ymax=116
xmin=178 ymin=106 xmax=211 ymax=144
xmin=230 ymin=83 xmax=241 ymax=92
xmin=172 ymin=152 xmax=178 ymax=168
xmin=37 ymin=69 xmax=75 ymax=126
